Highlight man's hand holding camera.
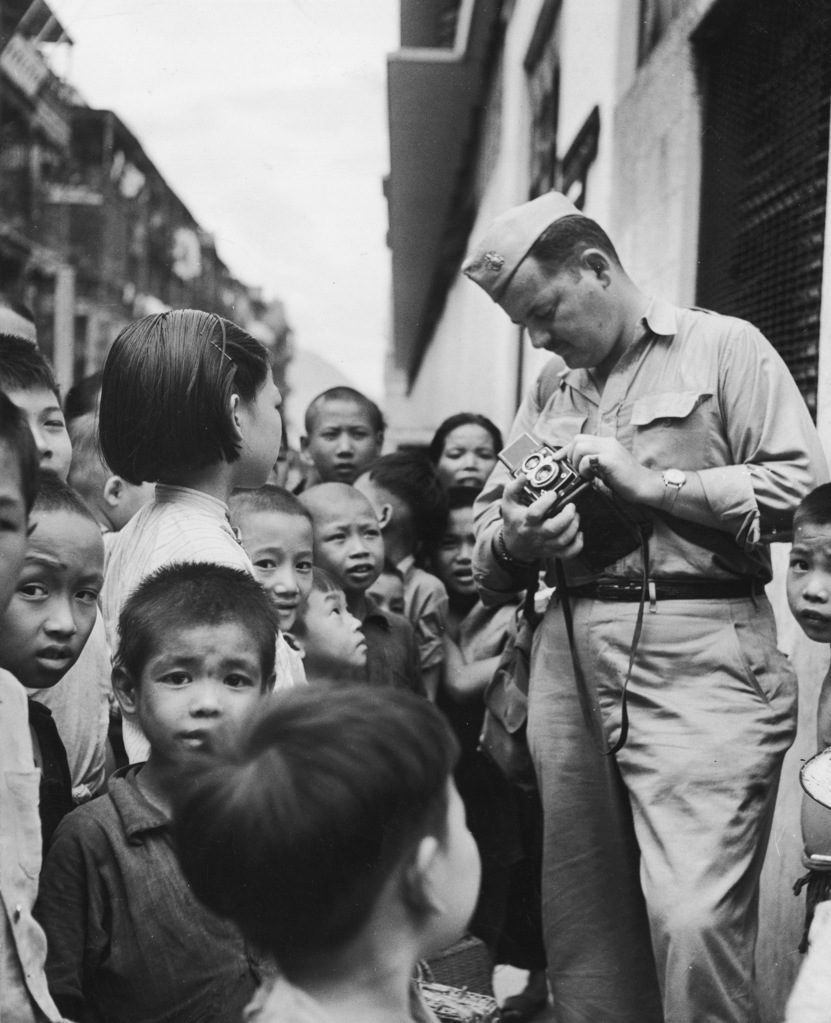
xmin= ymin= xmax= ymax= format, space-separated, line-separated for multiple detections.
xmin=564 ymin=434 xmax=662 ymax=506
xmin=498 ymin=433 xmax=667 ymax=566
xmin=500 ymin=474 xmax=585 ymax=563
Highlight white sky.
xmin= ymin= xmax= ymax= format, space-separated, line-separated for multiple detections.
xmin=48 ymin=0 xmax=398 ymax=398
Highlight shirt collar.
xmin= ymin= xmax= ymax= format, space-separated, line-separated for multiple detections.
xmin=154 ymin=483 xmax=230 ymax=519
xmin=641 ymin=295 xmax=678 ymax=337
xmin=109 ymin=764 xmax=169 ymax=840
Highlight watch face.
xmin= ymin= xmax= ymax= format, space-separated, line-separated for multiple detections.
xmin=664 ymin=469 xmax=685 ymax=486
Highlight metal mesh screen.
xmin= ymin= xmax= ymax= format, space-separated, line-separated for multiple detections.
xmin=696 ymin=0 xmax=831 ymax=419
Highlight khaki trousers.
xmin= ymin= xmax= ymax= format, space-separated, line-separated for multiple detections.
xmin=527 ymin=593 xmax=797 ymax=1023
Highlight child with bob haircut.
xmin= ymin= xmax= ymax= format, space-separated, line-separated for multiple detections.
xmin=174 ymin=685 xmax=481 ymax=1023
xmin=99 ymin=310 xmax=298 ymax=761
xmin=36 ymin=561 xmax=279 ymax=1023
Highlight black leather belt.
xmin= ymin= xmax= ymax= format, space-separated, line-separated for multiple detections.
xmin=567 ymin=577 xmax=766 ymax=602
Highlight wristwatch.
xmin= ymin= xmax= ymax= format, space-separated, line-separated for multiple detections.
xmin=493 ymin=527 xmax=538 ymax=571
xmin=661 ymin=469 xmax=686 ymax=513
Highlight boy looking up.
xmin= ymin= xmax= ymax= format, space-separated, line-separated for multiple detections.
xmin=0 ymin=474 xmax=104 ymax=848
xmin=175 ymin=686 xmax=481 ymax=1023
xmin=300 ymin=483 xmax=423 ymax=693
xmin=36 ymin=562 xmax=277 ymax=1023
xmin=356 ymin=453 xmax=449 ymax=700
xmin=0 ymin=390 xmax=66 ymax=1023
xmin=301 ymin=386 xmax=384 ymax=485
xmin=292 ymin=567 xmax=367 ymax=685
xmin=0 ymin=336 xmax=111 ymax=803
xmin=229 ymin=485 xmax=315 ymax=636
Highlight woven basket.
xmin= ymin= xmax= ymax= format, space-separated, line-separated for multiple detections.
xmin=423 ymin=934 xmax=494 ymax=996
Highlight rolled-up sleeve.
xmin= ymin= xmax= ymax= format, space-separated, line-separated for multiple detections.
xmin=700 ymin=319 xmax=828 ymax=547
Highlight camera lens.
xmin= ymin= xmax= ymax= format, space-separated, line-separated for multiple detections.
xmin=523 ymin=454 xmax=542 ymax=471
xmin=530 ymin=459 xmax=559 ymax=487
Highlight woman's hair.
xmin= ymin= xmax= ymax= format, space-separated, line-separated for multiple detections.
xmin=174 ymin=686 xmax=458 ymax=975
xmin=99 ymin=310 xmax=271 ymax=485
xmin=427 ymin=413 xmax=503 ymax=465
xmin=115 ymin=561 xmax=279 ymax=683
xmin=0 ymin=389 xmax=39 ymax=512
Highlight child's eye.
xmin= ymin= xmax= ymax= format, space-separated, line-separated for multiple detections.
xmin=296 ymin=560 xmax=313 ymax=573
xmin=225 ymin=673 xmax=255 ymax=689
xmin=363 ymin=528 xmax=380 ymax=539
xmin=44 ymin=418 xmax=66 ymax=430
xmin=350 ymin=428 xmax=369 ymax=439
xmin=162 ymin=671 xmax=190 ymax=686
xmin=788 ymin=557 xmax=809 ymax=572
xmin=76 ymin=588 xmax=100 ymax=604
xmin=324 ymin=532 xmax=345 ymax=543
xmin=254 ymin=558 xmax=278 ymax=571
xmin=19 ymin=582 xmax=47 ymax=599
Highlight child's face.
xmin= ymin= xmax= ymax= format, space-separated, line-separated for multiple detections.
xmin=311 ymin=493 xmax=384 ymax=595
xmin=367 ymin=572 xmax=406 ymax=616
xmin=240 ymin=509 xmax=314 ymax=631
xmin=0 ymin=441 xmax=29 ymax=615
xmin=435 ymin=506 xmax=477 ymax=597
xmin=303 ymin=399 xmax=382 ymax=484
xmin=423 ymin=780 xmax=481 ymax=955
xmin=437 ymin=424 xmax=497 ymax=491
xmin=0 ymin=508 xmax=103 ymax=688
xmin=787 ymin=517 xmax=831 ymax=643
xmin=116 ymin=621 xmax=269 ymax=767
xmin=6 ymin=386 xmax=72 ymax=481
xmin=301 ymin=587 xmax=367 ymax=673
xmin=235 ymin=374 xmax=284 ymax=489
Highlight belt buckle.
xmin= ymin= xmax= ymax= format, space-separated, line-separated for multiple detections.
xmin=596 ymin=581 xmax=619 ymax=600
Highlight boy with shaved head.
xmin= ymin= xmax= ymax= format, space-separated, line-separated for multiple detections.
xmin=300 ymin=483 xmax=423 ymax=694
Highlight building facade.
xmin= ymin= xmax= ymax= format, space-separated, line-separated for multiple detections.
xmin=0 ymin=0 xmax=291 ymax=393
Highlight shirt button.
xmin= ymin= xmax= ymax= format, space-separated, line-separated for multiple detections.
xmin=13 ymin=905 xmax=22 ymax=922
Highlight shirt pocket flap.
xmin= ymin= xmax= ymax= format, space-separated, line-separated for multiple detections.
xmin=630 ymin=391 xmax=712 ymax=427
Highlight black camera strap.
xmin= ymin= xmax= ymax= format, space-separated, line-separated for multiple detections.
xmin=554 ymin=528 xmax=650 ymax=756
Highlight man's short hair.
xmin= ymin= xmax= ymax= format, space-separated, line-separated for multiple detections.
xmin=362 ymin=451 xmax=448 ymax=552
xmin=794 ymin=483 xmax=831 ymax=529
xmin=114 ymin=562 xmax=279 ymax=683
xmin=0 ymin=335 xmax=60 ymax=399
xmin=229 ymin=484 xmax=313 ymax=528
xmin=174 ymin=685 xmax=458 ymax=975
xmin=528 ymin=214 xmax=623 ymax=277
xmin=0 ymin=389 xmax=39 ymax=512
xmin=304 ymin=386 xmax=386 ymax=436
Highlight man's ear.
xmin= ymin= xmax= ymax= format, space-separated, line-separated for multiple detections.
xmin=401 ymin=835 xmax=441 ymax=915
xmin=581 ymin=248 xmax=611 ymax=284
xmin=112 ymin=665 xmax=140 ymax=719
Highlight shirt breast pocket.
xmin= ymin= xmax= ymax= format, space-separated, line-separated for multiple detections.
xmin=629 ymin=390 xmax=715 ymax=468
xmin=531 ymin=410 xmax=588 ymax=449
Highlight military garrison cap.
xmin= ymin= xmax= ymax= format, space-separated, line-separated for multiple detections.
xmin=462 ymin=191 xmax=580 ymax=303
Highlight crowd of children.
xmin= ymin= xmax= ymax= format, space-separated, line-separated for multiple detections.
xmin=2 ymin=305 xmax=831 ymax=1022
